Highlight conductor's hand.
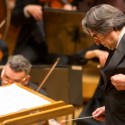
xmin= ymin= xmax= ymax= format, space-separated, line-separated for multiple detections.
xmin=24 ymin=5 xmax=43 ymax=21
xmin=92 ymin=106 xmax=105 ymax=121
xmin=111 ymin=74 xmax=125 ymax=90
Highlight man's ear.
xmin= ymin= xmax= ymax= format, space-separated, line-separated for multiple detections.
xmin=23 ymin=75 xmax=30 ymax=85
xmin=1 ymin=69 xmax=5 ymax=78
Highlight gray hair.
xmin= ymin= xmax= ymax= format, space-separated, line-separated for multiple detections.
xmin=82 ymin=4 xmax=125 ymax=35
xmin=6 ymin=55 xmax=32 ymax=74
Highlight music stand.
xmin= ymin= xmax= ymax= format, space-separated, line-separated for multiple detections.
xmin=43 ymin=8 xmax=93 ymax=55
xmin=0 ymin=83 xmax=74 ymax=125
xmin=30 ymin=65 xmax=83 ymax=106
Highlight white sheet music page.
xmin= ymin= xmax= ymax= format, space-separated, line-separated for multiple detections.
xmin=0 ymin=84 xmax=51 ymax=115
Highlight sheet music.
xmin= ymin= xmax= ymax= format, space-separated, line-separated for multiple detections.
xmin=0 ymin=84 xmax=51 ymax=115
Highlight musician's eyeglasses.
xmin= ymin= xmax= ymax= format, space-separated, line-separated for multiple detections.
xmin=1 ymin=73 xmax=27 ymax=85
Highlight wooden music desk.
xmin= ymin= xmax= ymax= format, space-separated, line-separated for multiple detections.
xmin=0 ymin=83 xmax=74 ymax=125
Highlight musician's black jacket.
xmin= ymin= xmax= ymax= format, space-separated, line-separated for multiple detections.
xmin=11 ymin=0 xmax=48 ymax=64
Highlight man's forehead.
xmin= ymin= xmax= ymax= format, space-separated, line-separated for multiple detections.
xmin=4 ymin=65 xmax=26 ymax=77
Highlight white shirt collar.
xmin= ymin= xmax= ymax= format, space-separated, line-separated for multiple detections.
xmin=116 ymin=26 xmax=125 ymax=48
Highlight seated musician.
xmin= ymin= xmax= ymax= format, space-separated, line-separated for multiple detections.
xmin=0 ymin=54 xmax=60 ymax=125
xmin=0 ymin=54 xmax=47 ymax=94
xmin=11 ymin=0 xmax=75 ymax=65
